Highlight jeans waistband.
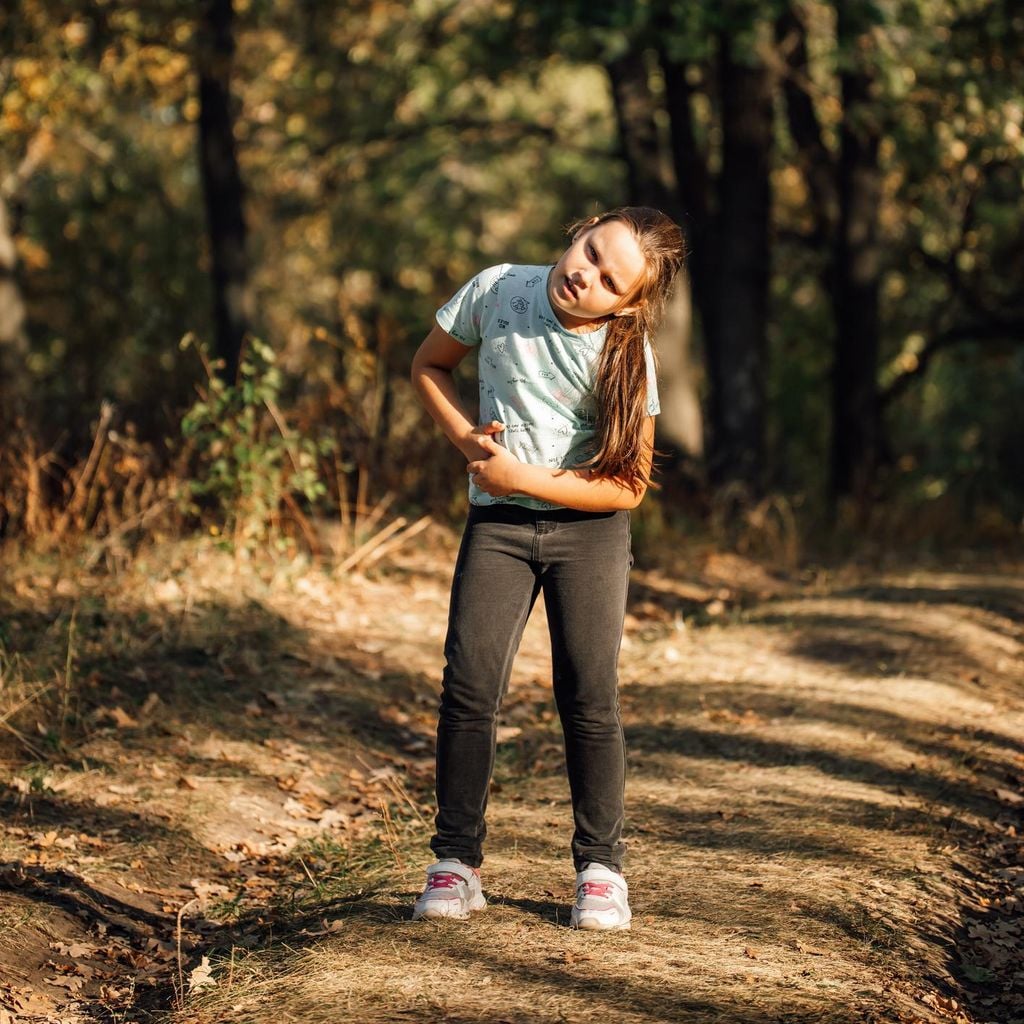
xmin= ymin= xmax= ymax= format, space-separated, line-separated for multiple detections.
xmin=467 ymin=502 xmax=621 ymax=525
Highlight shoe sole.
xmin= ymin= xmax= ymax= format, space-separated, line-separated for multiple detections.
xmin=570 ymin=910 xmax=631 ymax=931
xmin=412 ymin=894 xmax=486 ymax=921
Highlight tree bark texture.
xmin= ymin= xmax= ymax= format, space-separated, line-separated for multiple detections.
xmin=196 ymin=0 xmax=251 ymax=383
xmin=705 ymin=34 xmax=773 ymax=490
xmin=831 ymin=3 xmax=883 ymax=502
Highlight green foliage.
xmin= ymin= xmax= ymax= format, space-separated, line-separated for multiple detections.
xmin=3 ymin=0 xmax=1023 ymax=541
xmin=179 ymin=334 xmax=332 ymax=549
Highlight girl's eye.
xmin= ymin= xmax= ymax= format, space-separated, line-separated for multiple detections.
xmin=603 ymin=276 xmax=615 ymax=291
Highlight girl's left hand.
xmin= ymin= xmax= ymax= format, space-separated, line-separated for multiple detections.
xmin=467 ymin=435 xmax=523 ymax=497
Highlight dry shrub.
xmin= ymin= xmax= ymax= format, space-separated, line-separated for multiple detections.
xmin=0 ymin=406 xmax=180 ymax=554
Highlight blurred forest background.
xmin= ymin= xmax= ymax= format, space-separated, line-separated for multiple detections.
xmin=1 ymin=0 xmax=1022 ymax=559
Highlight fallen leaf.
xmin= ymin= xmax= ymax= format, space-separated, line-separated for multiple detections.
xmin=50 ymin=941 xmax=99 ymax=958
xmin=108 ymin=706 xmax=139 ymax=728
xmin=45 ymin=975 xmax=84 ymax=992
xmin=298 ymin=919 xmax=345 ymax=937
xmin=316 ymin=808 xmax=350 ymax=830
xmin=188 ymin=956 xmax=216 ymax=993
xmin=190 ymin=879 xmax=232 ymax=905
xmin=796 ymin=940 xmax=830 ymax=956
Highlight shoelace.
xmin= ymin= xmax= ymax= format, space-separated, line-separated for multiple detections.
xmin=580 ymin=881 xmax=613 ymax=898
xmin=426 ymin=871 xmax=464 ymax=890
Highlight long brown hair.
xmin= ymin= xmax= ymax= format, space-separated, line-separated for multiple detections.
xmin=570 ymin=207 xmax=686 ymax=493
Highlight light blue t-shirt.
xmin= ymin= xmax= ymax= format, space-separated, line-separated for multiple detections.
xmin=435 ymin=263 xmax=660 ymax=510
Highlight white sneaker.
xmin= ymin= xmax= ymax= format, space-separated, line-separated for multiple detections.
xmin=412 ymin=860 xmax=486 ymax=921
xmin=570 ymin=863 xmax=631 ymax=931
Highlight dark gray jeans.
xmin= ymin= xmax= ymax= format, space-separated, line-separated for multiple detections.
xmin=431 ymin=502 xmax=633 ymax=873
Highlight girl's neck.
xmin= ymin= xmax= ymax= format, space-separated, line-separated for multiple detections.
xmin=560 ymin=314 xmax=612 ymax=336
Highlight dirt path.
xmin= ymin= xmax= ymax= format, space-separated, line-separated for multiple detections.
xmin=1 ymin=533 xmax=1022 ymax=1023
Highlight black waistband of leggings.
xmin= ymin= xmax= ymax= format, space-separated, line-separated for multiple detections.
xmin=467 ymin=502 xmax=621 ymax=524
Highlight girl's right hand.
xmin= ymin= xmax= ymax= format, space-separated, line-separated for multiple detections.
xmin=461 ymin=421 xmax=505 ymax=460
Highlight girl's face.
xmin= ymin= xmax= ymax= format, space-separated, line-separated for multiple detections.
xmin=547 ymin=219 xmax=647 ymax=332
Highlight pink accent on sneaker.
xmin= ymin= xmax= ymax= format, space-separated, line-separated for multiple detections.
xmin=413 ymin=860 xmax=486 ymax=920
xmin=571 ymin=864 xmax=631 ymax=931
xmin=425 ymin=872 xmax=464 ymax=891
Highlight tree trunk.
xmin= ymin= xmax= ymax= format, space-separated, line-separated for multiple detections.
xmin=196 ymin=0 xmax=251 ymax=383
xmin=705 ymin=34 xmax=773 ymax=491
xmin=831 ymin=3 xmax=883 ymax=503
xmin=0 ymin=192 xmax=28 ymax=418
xmin=606 ymin=50 xmax=704 ymax=469
xmin=652 ymin=277 xmax=704 ymax=460
xmin=606 ymin=51 xmax=677 ymax=214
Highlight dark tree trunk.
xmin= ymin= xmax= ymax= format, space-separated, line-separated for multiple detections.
xmin=196 ymin=0 xmax=250 ymax=383
xmin=606 ymin=51 xmax=677 ymax=214
xmin=606 ymin=51 xmax=705 ymax=469
xmin=609 ymin=37 xmax=771 ymax=493
xmin=660 ymin=52 xmax=713 ymax=311
xmin=705 ymin=35 xmax=773 ymax=490
xmin=831 ymin=3 xmax=883 ymax=503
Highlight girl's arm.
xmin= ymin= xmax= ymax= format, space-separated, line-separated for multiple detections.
xmin=468 ymin=417 xmax=656 ymax=512
xmin=411 ymin=323 xmax=502 ymax=461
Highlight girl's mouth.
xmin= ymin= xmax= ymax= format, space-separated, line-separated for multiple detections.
xmin=563 ymin=277 xmax=578 ymax=300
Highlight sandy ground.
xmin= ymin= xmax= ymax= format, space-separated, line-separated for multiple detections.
xmin=1 ymin=530 xmax=1022 ymax=1023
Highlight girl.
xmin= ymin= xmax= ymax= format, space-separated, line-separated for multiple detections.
xmin=409 ymin=207 xmax=685 ymax=930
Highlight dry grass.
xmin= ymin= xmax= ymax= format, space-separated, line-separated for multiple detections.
xmin=0 ymin=532 xmax=1022 ymax=1023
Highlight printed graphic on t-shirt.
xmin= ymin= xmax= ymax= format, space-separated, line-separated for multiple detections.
xmin=436 ymin=263 xmax=661 ymax=511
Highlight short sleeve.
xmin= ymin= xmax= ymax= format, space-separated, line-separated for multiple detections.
xmin=644 ymin=339 xmax=661 ymax=416
xmin=435 ymin=265 xmax=507 ymax=347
